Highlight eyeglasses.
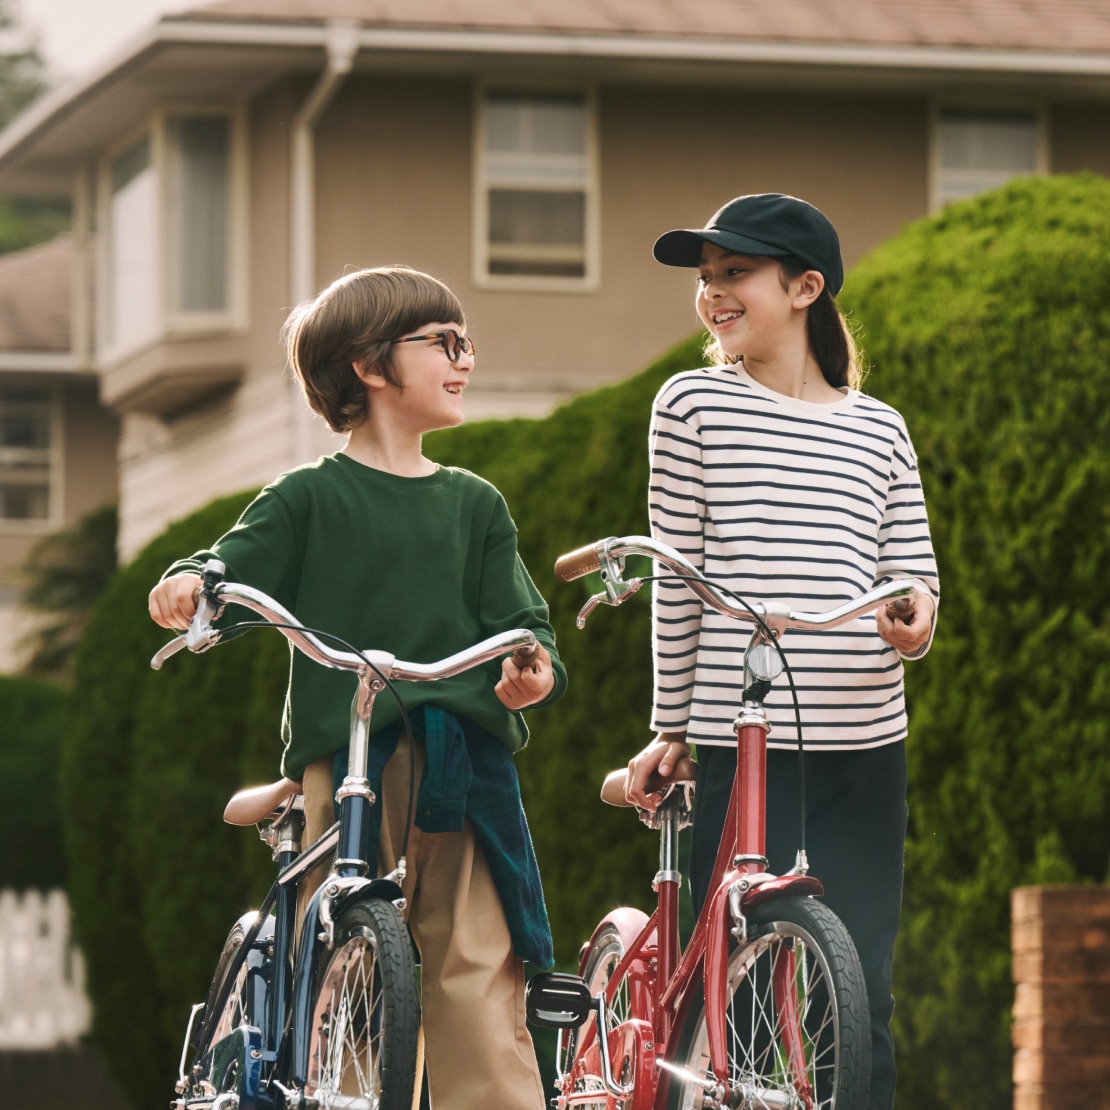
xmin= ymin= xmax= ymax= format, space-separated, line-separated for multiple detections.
xmin=388 ymin=329 xmax=475 ymax=363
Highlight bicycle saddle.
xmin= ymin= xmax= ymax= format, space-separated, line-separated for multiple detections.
xmin=599 ymin=757 xmax=697 ymax=808
xmin=224 ymin=777 xmax=303 ymax=825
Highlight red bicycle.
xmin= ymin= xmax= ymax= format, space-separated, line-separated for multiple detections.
xmin=528 ymin=535 xmax=917 ymax=1110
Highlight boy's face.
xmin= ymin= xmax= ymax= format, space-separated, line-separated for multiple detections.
xmin=384 ymin=322 xmax=474 ymax=433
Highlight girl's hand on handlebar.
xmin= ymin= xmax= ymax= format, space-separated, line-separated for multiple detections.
xmin=148 ymin=573 xmax=202 ymax=630
xmin=495 ymin=642 xmax=555 ymax=710
xmin=875 ymin=585 xmax=935 ymax=655
xmin=626 ymin=733 xmax=691 ymax=813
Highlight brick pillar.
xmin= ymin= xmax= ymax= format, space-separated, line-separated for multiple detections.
xmin=1011 ymin=885 xmax=1110 ymax=1110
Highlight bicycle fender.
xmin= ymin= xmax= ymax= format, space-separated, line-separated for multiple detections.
xmin=739 ymin=874 xmax=824 ymax=909
xmin=578 ymin=907 xmax=652 ymax=974
xmin=575 ymin=907 xmax=654 ymax=1061
xmin=328 ymin=876 xmax=405 ymax=918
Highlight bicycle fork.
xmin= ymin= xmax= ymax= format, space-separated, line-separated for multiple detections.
xmin=699 ymin=687 xmax=822 ymax=1110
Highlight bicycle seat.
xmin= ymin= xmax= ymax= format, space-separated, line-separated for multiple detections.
xmin=224 ymin=777 xmax=303 ymax=826
xmin=599 ymin=757 xmax=697 ymax=808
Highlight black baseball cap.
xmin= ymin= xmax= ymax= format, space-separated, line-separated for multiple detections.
xmin=652 ymin=193 xmax=844 ymax=296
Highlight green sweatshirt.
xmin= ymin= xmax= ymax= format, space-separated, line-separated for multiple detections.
xmin=166 ymin=453 xmax=567 ymax=780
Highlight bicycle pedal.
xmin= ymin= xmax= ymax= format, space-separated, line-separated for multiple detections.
xmin=525 ymin=972 xmax=593 ymax=1030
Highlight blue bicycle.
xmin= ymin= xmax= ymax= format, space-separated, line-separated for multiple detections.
xmin=153 ymin=559 xmax=537 ymax=1110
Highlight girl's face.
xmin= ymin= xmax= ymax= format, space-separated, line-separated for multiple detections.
xmin=695 ymin=243 xmax=801 ymax=363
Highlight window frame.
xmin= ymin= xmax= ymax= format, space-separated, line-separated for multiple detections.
xmin=96 ymin=104 xmax=248 ymax=364
xmin=0 ymin=381 xmax=63 ymax=533
xmin=929 ymin=101 xmax=1048 ymax=212
xmin=472 ymin=82 xmax=601 ymax=293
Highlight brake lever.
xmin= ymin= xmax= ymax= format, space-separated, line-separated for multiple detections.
xmin=151 ymin=625 xmax=223 ymax=670
xmin=151 ymin=634 xmax=189 ymax=671
xmin=151 ymin=558 xmax=227 ymax=669
xmin=575 ymin=592 xmax=605 ymax=629
xmin=574 ymin=545 xmax=643 ymax=628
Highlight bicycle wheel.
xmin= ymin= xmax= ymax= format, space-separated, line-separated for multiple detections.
xmin=305 ymin=898 xmax=420 ymax=1110
xmin=667 ymin=896 xmax=870 ymax=1110
xmin=558 ymin=909 xmax=650 ymax=1106
xmin=196 ymin=921 xmax=252 ymax=1054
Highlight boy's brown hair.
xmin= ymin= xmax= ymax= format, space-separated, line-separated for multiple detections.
xmin=283 ymin=266 xmax=465 ymax=433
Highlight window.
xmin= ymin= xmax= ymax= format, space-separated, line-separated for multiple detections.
xmin=0 ymin=387 xmax=54 ymax=524
xmin=476 ymin=90 xmax=598 ymax=287
xmin=109 ymin=137 xmax=159 ymax=352
xmin=166 ymin=116 xmax=230 ymax=314
xmin=934 ymin=109 xmax=1041 ymax=208
xmin=103 ymin=111 xmax=241 ymax=356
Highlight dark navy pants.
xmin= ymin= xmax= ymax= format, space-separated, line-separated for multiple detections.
xmin=690 ymin=741 xmax=907 ymax=1110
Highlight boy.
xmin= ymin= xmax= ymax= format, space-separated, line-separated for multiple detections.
xmin=148 ymin=265 xmax=567 ymax=1110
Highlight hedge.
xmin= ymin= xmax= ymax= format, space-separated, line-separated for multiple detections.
xmin=837 ymin=173 xmax=1110 ymax=1108
xmin=0 ymin=673 xmax=68 ymax=890
xmin=61 ymin=173 xmax=1110 ymax=1110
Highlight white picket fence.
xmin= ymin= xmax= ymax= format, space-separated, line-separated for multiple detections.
xmin=0 ymin=888 xmax=91 ymax=1049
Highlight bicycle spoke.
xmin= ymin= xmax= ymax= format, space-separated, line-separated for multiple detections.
xmin=315 ymin=933 xmax=385 ymax=1100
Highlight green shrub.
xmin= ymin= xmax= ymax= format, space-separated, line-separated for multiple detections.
xmin=18 ymin=504 xmax=118 ymax=681
xmin=0 ymin=673 xmax=68 ymax=889
xmin=62 ymin=174 xmax=1110 ymax=1110
xmin=59 ymin=490 xmax=281 ymax=1104
xmin=839 ymin=173 xmax=1110 ymax=1109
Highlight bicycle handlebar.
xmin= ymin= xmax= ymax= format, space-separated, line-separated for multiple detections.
xmin=151 ymin=561 xmax=538 ymax=680
xmin=555 ymin=534 xmax=918 ymax=632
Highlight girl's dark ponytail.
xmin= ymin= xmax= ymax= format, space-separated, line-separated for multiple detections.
xmin=806 ymin=287 xmax=861 ymax=390
xmin=780 ymin=259 xmax=862 ymax=390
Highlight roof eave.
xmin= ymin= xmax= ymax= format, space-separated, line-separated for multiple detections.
xmin=159 ymin=16 xmax=1110 ymax=75
xmin=3 ymin=16 xmax=1110 ymax=196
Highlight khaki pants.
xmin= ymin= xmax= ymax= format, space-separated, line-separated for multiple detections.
xmin=302 ymin=733 xmax=546 ymax=1110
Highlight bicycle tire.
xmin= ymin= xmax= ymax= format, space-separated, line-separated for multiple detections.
xmin=666 ymin=896 xmax=870 ymax=1110
xmin=305 ymin=897 xmax=420 ymax=1110
xmin=558 ymin=909 xmax=650 ymax=1106
xmin=195 ymin=921 xmax=252 ymax=1057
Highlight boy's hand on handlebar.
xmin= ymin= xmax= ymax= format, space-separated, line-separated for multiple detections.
xmin=495 ymin=642 xmax=555 ymax=710
xmin=626 ymin=733 xmax=692 ymax=813
xmin=148 ymin=573 xmax=202 ymax=630
xmin=876 ymin=586 xmax=935 ymax=655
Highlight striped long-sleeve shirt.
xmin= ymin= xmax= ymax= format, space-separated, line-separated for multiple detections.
xmin=649 ymin=365 xmax=939 ymax=751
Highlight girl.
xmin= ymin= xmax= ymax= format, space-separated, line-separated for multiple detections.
xmin=626 ymin=194 xmax=939 ymax=1110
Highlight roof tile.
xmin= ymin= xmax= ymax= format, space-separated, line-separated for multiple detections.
xmin=179 ymin=0 xmax=1110 ymax=53
xmin=0 ymin=235 xmax=72 ymax=354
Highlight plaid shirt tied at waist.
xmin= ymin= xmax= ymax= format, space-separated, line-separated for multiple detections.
xmin=333 ymin=704 xmax=554 ymax=969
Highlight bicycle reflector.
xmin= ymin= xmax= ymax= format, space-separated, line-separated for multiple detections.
xmin=746 ymin=641 xmax=784 ymax=682
xmin=525 ymin=972 xmax=594 ymax=1029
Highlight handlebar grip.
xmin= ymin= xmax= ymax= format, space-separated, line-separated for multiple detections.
xmin=886 ymin=594 xmax=916 ymax=624
xmin=554 ymin=543 xmax=601 ymax=582
xmin=511 ymin=642 xmax=539 ymax=672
